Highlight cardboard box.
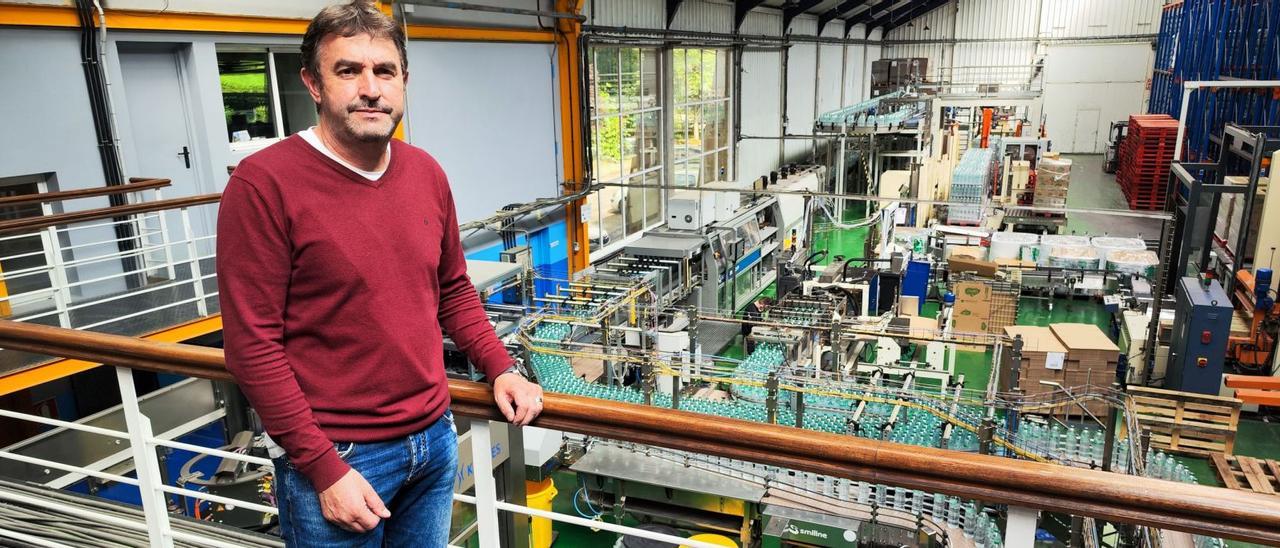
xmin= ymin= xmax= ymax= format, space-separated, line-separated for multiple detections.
xmin=953 ymin=315 xmax=990 ymax=351
xmin=954 ymin=281 xmax=992 ymax=301
xmin=1050 ymin=323 xmax=1120 ymax=383
xmin=953 ymin=299 xmax=991 ymax=319
xmin=900 ymin=295 xmax=920 ymax=316
xmin=949 ymin=245 xmax=986 ymax=260
xmin=949 ymin=257 xmax=999 ymax=277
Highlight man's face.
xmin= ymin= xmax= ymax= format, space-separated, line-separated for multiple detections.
xmin=302 ymin=33 xmax=406 ymax=144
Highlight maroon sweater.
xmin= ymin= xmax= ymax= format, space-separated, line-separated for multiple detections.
xmin=217 ymin=136 xmax=512 ymax=492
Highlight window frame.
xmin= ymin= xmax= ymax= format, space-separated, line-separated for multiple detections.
xmin=670 ymin=47 xmax=734 ymax=190
xmin=586 ymin=46 xmax=666 ymax=259
xmin=217 ymin=46 xmax=313 ymax=153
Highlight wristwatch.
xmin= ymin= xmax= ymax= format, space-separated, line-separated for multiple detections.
xmin=494 ymin=361 xmax=528 ymax=382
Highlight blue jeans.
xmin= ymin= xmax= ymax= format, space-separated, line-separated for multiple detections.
xmin=273 ymin=411 xmax=458 ymax=547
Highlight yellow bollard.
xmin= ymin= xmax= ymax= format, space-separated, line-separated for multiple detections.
xmin=526 ymin=478 xmax=558 ymax=548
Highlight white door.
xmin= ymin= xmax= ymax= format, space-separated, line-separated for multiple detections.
xmin=119 ymin=50 xmax=203 ymax=271
xmin=119 ymin=50 xmax=201 ymax=196
xmin=1071 ymin=108 xmax=1101 ymax=154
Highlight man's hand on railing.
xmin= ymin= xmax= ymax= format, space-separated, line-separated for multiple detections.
xmin=319 ymin=469 xmax=391 ymax=533
xmin=492 ymin=373 xmax=544 ymax=426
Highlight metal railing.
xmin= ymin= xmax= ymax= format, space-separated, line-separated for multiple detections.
xmin=925 ymin=65 xmax=1044 ymax=95
xmin=0 ymin=180 xmax=220 ymax=345
xmin=0 ymin=320 xmax=1277 ymax=547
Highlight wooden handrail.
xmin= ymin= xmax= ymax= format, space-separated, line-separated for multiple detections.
xmin=0 ymin=319 xmax=1276 ymax=544
xmin=0 ymin=178 xmax=171 ymax=208
xmin=0 ymin=193 xmax=222 ymax=236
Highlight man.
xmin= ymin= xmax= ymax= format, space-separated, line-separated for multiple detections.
xmin=742 ymin=297 xmax=775 ymax=354
xmin=216 ymin=2 xmax=544 ymax=545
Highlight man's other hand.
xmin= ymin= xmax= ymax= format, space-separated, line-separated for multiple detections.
xmin=319 ymin=468 xmax=391 ymax=533
xmin=493 ymin=373 xmax=544 ymax=426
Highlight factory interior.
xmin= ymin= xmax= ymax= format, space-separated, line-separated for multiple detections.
xmin=2 ymin=0 xmax=1280 ymax=547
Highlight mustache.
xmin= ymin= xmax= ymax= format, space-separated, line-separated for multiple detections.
xmin=347 ymin=99 xmax=392 ymax=114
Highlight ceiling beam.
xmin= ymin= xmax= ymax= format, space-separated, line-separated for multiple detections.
xmin=782 ymin=0 xmax=823 ymax=33
xmin=817 ymin=0 xmax=864 ymax=37
xmin=666 ymin=0 xmax=683 ymax=28
xmin=734 ymin=0 xmax=768 ymax=32
xmin=845 ymin=0 xmax=889 ymax=30
xmin=875 ymin=0 xmax=950 ymax=34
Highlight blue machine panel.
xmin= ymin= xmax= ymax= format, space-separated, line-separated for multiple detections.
xmin=901 ymin=260 xmax=930 ymax=315
xmin=1167 ymin=277 xmax=1233 ymax=394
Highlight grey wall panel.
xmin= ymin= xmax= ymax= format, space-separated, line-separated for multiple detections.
xmin=671 ymin=0 xmax=733 ymax=34
xmin=584 ymin=0 xmax=665 ymax=28
xmin=740 ymin=8 xmax=783 ymax=36
xmin=784 ymin=41 xmax=817 ymax=162
xmin=843 ymin=37 xmax=868 ymax=108
xmin=402 ymin=0 xmax=556 ymax=28
xmin=1040 ymin=0 xmax=1161 ymax=38
xmin=0 ymin=28 xmax=124 ymax=297
xmin=404 ymin=41 xmax=561 ymax=224
xmin=738 ymin=50 xmax=783 ymax=184
xmin=789 ymin=14 xmax=818 ymax=36
xmin=816 ymin=43 xmax=844 ymax=114
xmin=863 ymin=28 xmax=883 ymax=101
xmin=0 ymin=29 xmax=107 ymax=195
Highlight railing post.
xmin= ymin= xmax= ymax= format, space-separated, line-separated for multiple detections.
xmin=1004 ymin=506 xmax=1038 ymax=548
xmin=115 ymin=366 xmax=174 ymax=548
xmin=151 ymin=188 xmax=178 ymax=281
xmin=179 ymin=208 xmax=208 ymax=316
xmin=765 ymin=371 xmax=778 ymax=424
xmin=41 ymin=227 xmax=72 ymax=328
xmin=470 ymin=420 xmax=501 ymax=548
xmin=794 ymin=388 xmax=805 ymax=429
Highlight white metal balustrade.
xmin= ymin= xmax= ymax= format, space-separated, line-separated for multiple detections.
xmin=0 ymin=195 xmax=734 ymax=547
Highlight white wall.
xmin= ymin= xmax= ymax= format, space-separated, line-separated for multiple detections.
xmin=881 ymin=0 xmax=1161 ymax=152
xmin=0 ymin=28 xmax=127 ymax=296
xmin=1042 ymin=43 xmax=1153 ymax=153
xmin=739 ymin=50 xmax=784 ymax=186
xmin=404 ymin=41 xmax=562 ymax=223
xmin=883 ymin=0 xmax=1162 ymax=74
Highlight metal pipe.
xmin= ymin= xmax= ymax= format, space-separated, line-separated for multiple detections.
xmin=591 ymin=180 xmax=1173 ymax=220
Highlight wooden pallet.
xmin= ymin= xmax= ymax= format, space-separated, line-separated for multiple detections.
xmin=1129 ymin=386 xmax=1242 ymax=457
xmin=1212 ymin=455 xmax=1280 ymax=496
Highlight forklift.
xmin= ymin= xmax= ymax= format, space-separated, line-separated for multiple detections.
xmin=1102 ymin=120 xmax=1128 ymax=173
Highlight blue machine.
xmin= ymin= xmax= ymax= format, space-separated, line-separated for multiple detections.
xmin=900 ymin=260 xmax=931 ymax=315
xmin=1167 ymin=277 xmax=1233 ymax=394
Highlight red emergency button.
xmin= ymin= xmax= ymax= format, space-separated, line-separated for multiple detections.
xmin=1197 ymin=357 xmax=1208 ymax=367
xmin=1201 ymin=331 xmax=1212 ymax=344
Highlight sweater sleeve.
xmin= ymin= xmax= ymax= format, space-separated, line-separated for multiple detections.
xmin=435 ymin=179 xmax=514 ymax=382
xmin=216 ymin=178 xmax=350 ymax=492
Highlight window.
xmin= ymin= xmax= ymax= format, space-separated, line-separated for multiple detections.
xmin=587 ymin=47 xmax=662 ymax=255
xmin=217 ymin=48 xmax=317 ymax=148
xmin=672 ymin=48 xmax=732 ymax=188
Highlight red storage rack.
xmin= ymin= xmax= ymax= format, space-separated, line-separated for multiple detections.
xmin=1116 ymin=114 xmax=1179 ymax=210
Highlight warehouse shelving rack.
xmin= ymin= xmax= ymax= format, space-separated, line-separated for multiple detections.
xmin=1150 ymin=0 xmax=1280 ymax=161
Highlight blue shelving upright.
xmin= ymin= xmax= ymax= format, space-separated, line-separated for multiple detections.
xmin=1149 ymin=0 xmax=1280 ymax=161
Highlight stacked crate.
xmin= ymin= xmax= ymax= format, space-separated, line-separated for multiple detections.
xmin=1116 ymin=114 xmax=1179 ymax=210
